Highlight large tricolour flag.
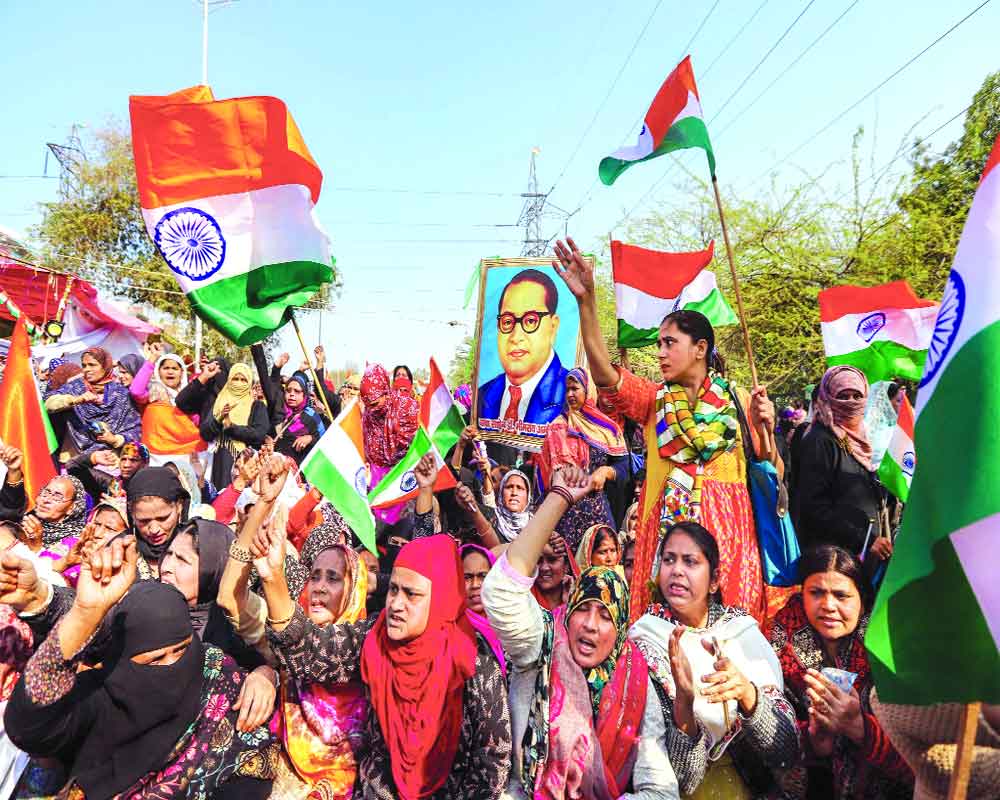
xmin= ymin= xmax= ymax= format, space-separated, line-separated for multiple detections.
xmin=369 ymin=359 xmax=464 ymax=509
xmin=300 ymin=400 xmax=376 ymax=554
xmin=819 ymin=281 xmax=939 ymax=384
xmin=130 ymin=85 xmax=334 ymax=345
xmin=0 ymin=317 xmax=57 ymax=505
xmin=612 ymin=239 xmax=737 ymax=348
xmin=599 ymin=56 xmax=715 ymax=186
xmin=877 ymin=394 xmax=915 ymax=503
xmin=866 ymin=136 xmax=1000 ymax=705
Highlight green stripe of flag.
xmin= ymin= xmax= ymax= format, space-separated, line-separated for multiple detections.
xmin=617 ymin=291 xmax=738 ymax=349
xmin=188 ymin=258 xmax=333 ymax=346
xmin=877 ymin=454 xmax=910 ymax=503
xmin=599 ymin=116 xmax=716 ymax=185
xmin=827 ymin=340 xmax=928 ymax=384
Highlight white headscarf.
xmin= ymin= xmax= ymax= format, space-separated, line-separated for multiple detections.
xmin=494 ymin=468 xmax=533 ymax=543
xmin=148 ymin=353 xmax=188 ymax=405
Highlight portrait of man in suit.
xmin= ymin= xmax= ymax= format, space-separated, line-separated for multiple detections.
xmin=477 ymin=268 xmax=570 ymax=428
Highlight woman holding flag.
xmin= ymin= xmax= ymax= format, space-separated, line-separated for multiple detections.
xmin=553 ymin=237 xmax=779 ymax=622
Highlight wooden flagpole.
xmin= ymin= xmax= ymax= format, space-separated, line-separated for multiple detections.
xmin=711 ymin=175 xmax=759 ymax=388
xmin=947 ymin=702 xmax=981 ymax=800
xmin=290 ymin=310 xmax=336 ymax=423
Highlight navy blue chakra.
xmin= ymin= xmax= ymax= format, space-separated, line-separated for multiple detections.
xmin=856 ymin=312 xmax=886 ymax=343
xmin=154 ymin=207 xmax=226 ymax=281
xmin=920 ymin=270 xmax=965 ymax=388
xmin=400 ymin=471 xmax=418 ymax=493
xmin=901 ymin=451 xmax=916 ymax=476
xmin=354 ymin=466 xmax=368 ymax=497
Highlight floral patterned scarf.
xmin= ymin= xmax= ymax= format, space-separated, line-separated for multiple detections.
xmin=522 ymin=566 xmax=648 ymax=799
xmin=654 ymin=370 xmax=738 ymax=521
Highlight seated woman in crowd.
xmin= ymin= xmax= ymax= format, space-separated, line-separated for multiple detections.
xmin=256 ymin=523 xmax=511 ymax=799
xmin=43 ymin=347 xmax=142 ymax=460
xmin=273 ymin=371 xmax=327 ymax=465
xmin=481 ymin=464 xmax=678 ymax=799
xmin=792 ymin=367 xmax=893 ymax=572
xmin=554 ymin=239 xmax=778 ymax=621
xmin=538 ymin=367 xmax=628 ymax=553
xmin=21 ymin=475 xmax=88 ymax=551
xmin=575 ymin=523 xmax=621 ymax=571
xmin=4 ymin=538 xmax=277 ymax=800
xmin=769 ymin=545 xmax=913 ymax=799
xmin=38 ymin=497 xmax=128 ymax=589
xmin=200 ymin=363 xmax=270 ymax=490
xmin=66 ymin=436 xmax=149 ymax=501
xmin=630 ymin=521 xmax=798 ymax=797
xmin=126 ymin=465 xmax=191 ymax=579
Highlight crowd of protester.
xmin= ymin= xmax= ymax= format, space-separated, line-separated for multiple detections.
xmin=0 ymin=238 xmax=994 ymax=799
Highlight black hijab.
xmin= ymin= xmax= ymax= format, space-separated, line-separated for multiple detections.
xmin=126 ymin=466 xmax=190 ymax=563
xmin=74 ymin=581 xmax=204 ymax=798
xmin=176 ymin=518 xmax=264 ymax=671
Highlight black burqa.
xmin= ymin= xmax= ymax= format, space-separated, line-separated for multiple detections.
xmin=6 ymin=581 xmax=205 ymax=799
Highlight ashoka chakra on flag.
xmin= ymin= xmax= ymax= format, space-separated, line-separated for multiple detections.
xmin=154 ymin=206 xmax=227 ymax=281
xmin=920 ymin=270 xmax=965 ymax=387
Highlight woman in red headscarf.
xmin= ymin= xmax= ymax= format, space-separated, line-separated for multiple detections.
xmin=792 ymin=365 xmax=892 ymax=569
xmin=255 ymin=528 xmax=512 ymax=800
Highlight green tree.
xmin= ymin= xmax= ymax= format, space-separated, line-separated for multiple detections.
xmin=33 ymin=122 xmax=339 ymax=360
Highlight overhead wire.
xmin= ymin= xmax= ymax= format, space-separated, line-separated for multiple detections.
xmin=700 ymin=0 xmax=770 ymax=79
xmin=746 ymin=0 xmax=993 ymax=187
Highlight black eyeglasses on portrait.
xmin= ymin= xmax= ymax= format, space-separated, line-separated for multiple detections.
xmin=497 ymin=310 xmax=552 ymax=334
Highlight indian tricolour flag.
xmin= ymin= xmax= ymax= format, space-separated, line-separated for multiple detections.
xmin=866 ymin=135 xmax=1000 ymax=706
xmin=612 ymin=239 xmax=737 ymax=348
xmin=369 ymin=358 xmax=464 ymax=509
xmin=301 ymin=400 xmax=376 ymax=554
xmin=877 ymin=393 xmax=915 ymax=503
xmin=819 ymin=281 xmax=939 ymax=384
xmin=129 ymin=85 xmax=334 ymax=345
xmin=599 ymin=56 xmax=715 ymax=186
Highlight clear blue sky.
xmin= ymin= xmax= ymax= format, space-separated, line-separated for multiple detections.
xmin=1 ymin=0 xmax=997 ymax=375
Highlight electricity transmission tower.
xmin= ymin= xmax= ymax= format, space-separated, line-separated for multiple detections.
xmin=517 ymin=148 xmax=574 ymax=257
xmin=45 ymin=124 xmax=87 ymax=199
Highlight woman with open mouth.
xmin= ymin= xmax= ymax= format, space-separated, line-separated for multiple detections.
xmin=482 ymin=464 xmax=678 ymax=799
xmin=630 ymin=520 xmax=796 ymax=798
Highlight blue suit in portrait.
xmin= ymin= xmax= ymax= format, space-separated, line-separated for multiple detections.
xmin=478 ymin=353 xmax=569 ymax=426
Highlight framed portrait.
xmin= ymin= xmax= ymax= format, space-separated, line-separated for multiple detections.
xmin=471 ymin=256 xmax=587 ymax=451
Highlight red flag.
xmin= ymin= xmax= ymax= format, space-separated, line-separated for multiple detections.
xmin=0 ymin=317 xmax=56 ymax=506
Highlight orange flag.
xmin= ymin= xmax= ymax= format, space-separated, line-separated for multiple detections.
xmin=0 ymin=317 xmax=56 ymax=505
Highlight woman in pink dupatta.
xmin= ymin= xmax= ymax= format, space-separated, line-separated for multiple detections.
xmin=460 ymin=543 xmax=506 ymax=677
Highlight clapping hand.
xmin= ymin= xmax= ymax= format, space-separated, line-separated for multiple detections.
xmin=701 ymin=638 xmax=758 ymax=714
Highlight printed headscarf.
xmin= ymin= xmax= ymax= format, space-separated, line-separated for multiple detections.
xmin=811 ymin=365 xmax=873 ymax=470
xmin=36 ymin=474 xmax=89 ymax=546
xmin=494 ymin=468 xmax=533 ymax=543
xmin=360 ymin=363 xmax=420 ymax=468
xmin=360 ymin=535 xmax=478 ymax=800
xmin=574 ymin=524 xmax=621 ymax=572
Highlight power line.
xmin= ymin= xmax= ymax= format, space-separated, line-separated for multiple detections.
xmin=326 ymin=186 xmax=520 ymax=197
xmin=747 ymin=0 xmax=993 ymax=186
xmin=700 ymin=0 xmax=770 ymax=79
xmin=713 ymin=0 xmax=861 ymax=140
xmin=707 ymin=0 xmax=818 ymax=124
xmin=547 ymin=0 xmax=666 ymax=196
xmin=0 ymin=175 xmax=58 ymax=180
xmin=676 ymin=0 xmax=723 ymax=65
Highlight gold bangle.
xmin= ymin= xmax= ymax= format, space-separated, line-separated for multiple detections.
xmin=228 ymin=542 xmax=253 ymax=563
xmin=267 ymin=609 xmax=295 ymax=626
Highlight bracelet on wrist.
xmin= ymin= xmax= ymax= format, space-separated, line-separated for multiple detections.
xmin=549 ymin=486 xmax=576 ymax=507
xmin=267 ymin=608 xmax=295 ymax=626
xmin=228 ymin=542 xmax=253 ymax=563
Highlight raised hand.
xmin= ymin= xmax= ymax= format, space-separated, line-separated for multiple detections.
xmin=454 ymin=484 xmax=479 ymax=515
xmin=257 ymin=454 xmax=290 ymax=503
xmin=274 ymin=352 xmax=290 ymax=370
xmin=0 ymin=552 xmax=42 ymax=610
xmin=550 ymin=464 xmax=594 ymax=504
xmin=143 ymin=339 xmax=164 ymax=362
xmin=251 ymin=512 xmax=286 ymax=583
xmin=414 ymin=452 xmax=437 ymax=490
xmin=0 ymin=445 xmax=23 ymax=484
xmin=313 ymin=345 xmax=326 ymax=367
xmin=199 ymin=361 xmax=221 ymax=384
xmin=552 ymin=237 xmax=595 ymax=300
xmin=75 ymin=536 xmax=138 ymax=617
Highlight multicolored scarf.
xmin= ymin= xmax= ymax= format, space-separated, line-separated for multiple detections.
xmin=654 ymin=371 xmax=738 ymax=521
xmin=538 ymin=368 xmax=627 ymax=490
xmin=360 ymin=364 xmax=420 ymax=468
xmin=574 ymin=524 xmax=621 ymax=572
xmin=523 ymin=566 xmax=648 ymax=799
xmin=276 ymin=542 xmax=369 ymax=799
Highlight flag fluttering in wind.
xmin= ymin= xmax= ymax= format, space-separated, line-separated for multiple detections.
xmin=877 ymin=394 xmax=915 ymax=503
xmin=129 ymin=85 xmax=334 ymax=345
xmin=599 ymin=56 xmax=715 ymax=186
xmin=300 ymin=400 xmax=376 ymax=554
xmin=866 ymin=137 xmax=1000 ymax=705
xmin=369 ymin=359 xmax=464 ymax=509
xmin=0 ymin=317 xmax=56 ymax=505
xmin=612 ymin=240 xmax=736 ymax=348
xmin=818 ymin=281 xmax=938 ymax=384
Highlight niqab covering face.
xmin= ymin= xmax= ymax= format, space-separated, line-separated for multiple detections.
xmin=811 ymin=365 xmax=873 ymax=470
